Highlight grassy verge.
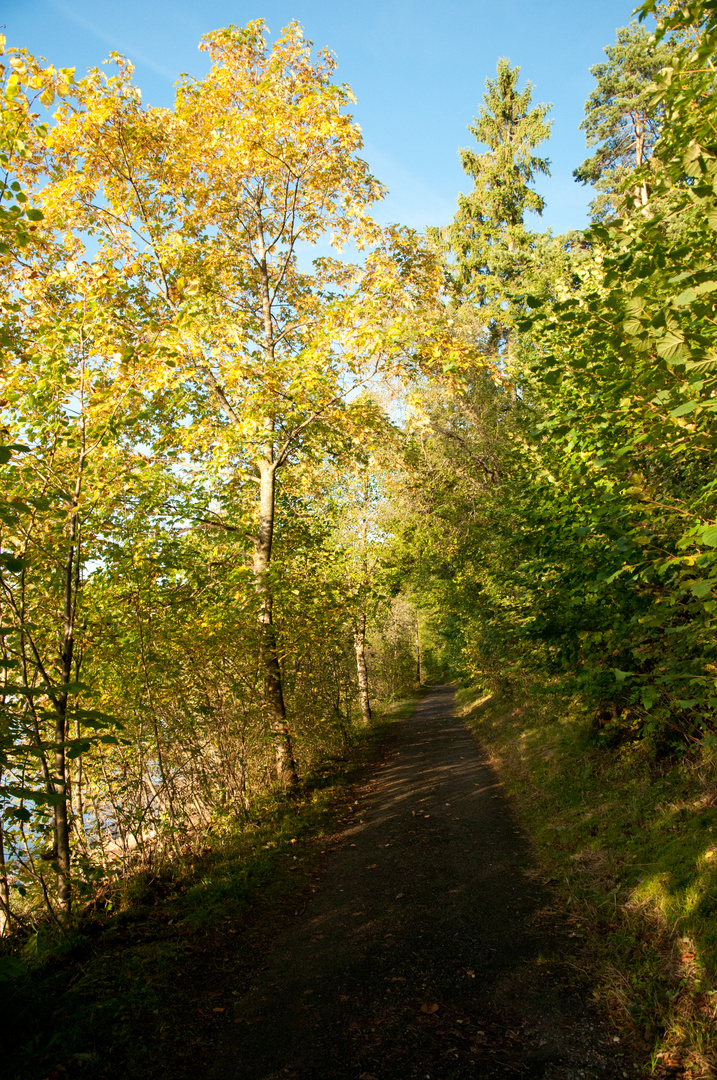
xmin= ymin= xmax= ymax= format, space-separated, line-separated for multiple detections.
xmin=457 ymin=685 xmax=717 ymax=1080
xmin=0 ymin=692 xmax=423 ymax=1080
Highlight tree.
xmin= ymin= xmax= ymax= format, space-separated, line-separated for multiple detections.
xmin=392 ymin=0 xmax=717 ymax=753
xmin=573 ymin=21 xmax=671 ymax=218
xmin=494 ymin=0 xmax=717 ymax=746
xmin=37 ymin=22 xmax=461 ymax=791
xmin=448 ymin=58 xmax=551 ymax=359
xmin=169 ymin=24 xmax=459 ymax=782
xmin=0 ymin=39 xmax=84 ymax=929
xmin=336 ymin=459 xmax=390 ymax=725
xmin=167 ymin=23 xmax=386 ymax=786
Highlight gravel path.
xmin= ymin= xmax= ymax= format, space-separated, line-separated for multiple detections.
xmin=210 ymin=686 xmax=639 ymax=1079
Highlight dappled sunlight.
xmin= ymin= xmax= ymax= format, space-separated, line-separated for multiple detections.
xmin=210 ymin=686 xmax=633 ymax=1079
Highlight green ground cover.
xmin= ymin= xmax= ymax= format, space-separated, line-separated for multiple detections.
xmin=458 ymin=685 xmax=717 ymax=1079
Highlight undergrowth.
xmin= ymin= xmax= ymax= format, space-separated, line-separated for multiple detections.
xmin=457 ymin=684 xmax=717 ymax=1080
xmin=0 ymin=694 xmax=422 ymax=1080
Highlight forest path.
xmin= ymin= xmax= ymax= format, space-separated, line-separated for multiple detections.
xmin=210 ymin=686 xmax=637 ymax=1080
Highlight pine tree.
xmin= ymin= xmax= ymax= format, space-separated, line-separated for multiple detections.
xmin=449 ymin=58 xmax=551 ymax=358
xmin=574 ymin=20 xmax=671 ymax=219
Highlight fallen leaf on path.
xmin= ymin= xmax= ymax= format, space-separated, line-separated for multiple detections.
xmin=395 ymin=893 xmax=405 ymax=899
xmin=212 ymin=1007 xmax=225 ymax=1013
xmin=351 ymin=912 xmax=365 ymax=917
xmin=420 ymin=1003 xmax=439 ymax=1014
xmin=366 ymin=864 xmax=377 ymax=869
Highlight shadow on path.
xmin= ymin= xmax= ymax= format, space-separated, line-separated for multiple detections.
xmin=210 ymin=686 xmax=638 ymax=1079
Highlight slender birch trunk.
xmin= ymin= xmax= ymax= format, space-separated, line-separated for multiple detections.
xmin=353 ymin=611 xmax=372 ymax=725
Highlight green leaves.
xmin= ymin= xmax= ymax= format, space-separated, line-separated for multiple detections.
xmin=2 ymin=784 xmax=66 ymax=807
xmin=700 ymin=526 xmax=717 ymax=548
xmin=668 ymin=400 xmax=700 ymax=418
xmin=672 ymin=280 xmax=717 ymax=308
xmin=656 ymin=331 xmax=687 ymax=362
xmin=689 ymin=580 xmax=716 ymax=598
xmin=0 ymin=552 xmax=25 ymax=572
xmin=398 ymin=1 xmax=717 ymax=753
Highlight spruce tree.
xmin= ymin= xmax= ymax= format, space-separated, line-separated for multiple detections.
xmin=449 ymin=58 xmax=551 ymax=358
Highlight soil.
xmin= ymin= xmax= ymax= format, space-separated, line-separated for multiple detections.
xmin=207 ymin=686 xmax=640 ymax=1080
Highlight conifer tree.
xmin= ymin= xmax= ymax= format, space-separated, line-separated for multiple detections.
xmin=574 ymin=21 xmax=671 ymax=218
xmin=449 ymin=58 xmax=551 ymax=358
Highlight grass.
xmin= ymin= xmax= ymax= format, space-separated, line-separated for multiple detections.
xmin=0 ymin=691 xmax=423 ymax=1080
xmin=457 ymin=683 xmax=717 ymax=1080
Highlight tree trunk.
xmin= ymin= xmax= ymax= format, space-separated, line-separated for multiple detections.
xmin=254 ymin=460 xmax=299 ymax=788
xmin=634 ymin=113 xmax=649 ymax=207
xmin=54 ymin=529 xmax=77 ymax=927
xmin=0 ymin=812 xmax=11 ymax=936
xmin=247 ymin=220 xmax=299 ymax=789
xmin=415 ymin=610 xmax=422 ymax=686
xmin=71 ymin=721 xmax=87 ymax=851
xmin=353 ymin=611 xmax=372 ymax=725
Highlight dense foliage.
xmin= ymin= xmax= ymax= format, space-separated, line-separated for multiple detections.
xmin=396 ymin=0 xmax=717 ymax=756
xmin=0 ymin=25 xmax=457 ymax=930
xmin=4 ymin=0 xmax=717 ymax=936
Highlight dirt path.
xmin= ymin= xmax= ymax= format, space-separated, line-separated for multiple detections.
xmin=209 ymin=686 xmax=639 ymax=1079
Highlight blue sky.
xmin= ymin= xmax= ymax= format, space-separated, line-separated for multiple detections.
xmin=5 ymin=0 xmax=644 ymax=235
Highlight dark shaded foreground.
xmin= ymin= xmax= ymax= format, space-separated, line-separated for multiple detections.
xmin=210 ymin=687 xmax=638 ymax=1080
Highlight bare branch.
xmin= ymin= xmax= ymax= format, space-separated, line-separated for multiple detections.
xmin=204 ymin=366 xmax=240 ymax=424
